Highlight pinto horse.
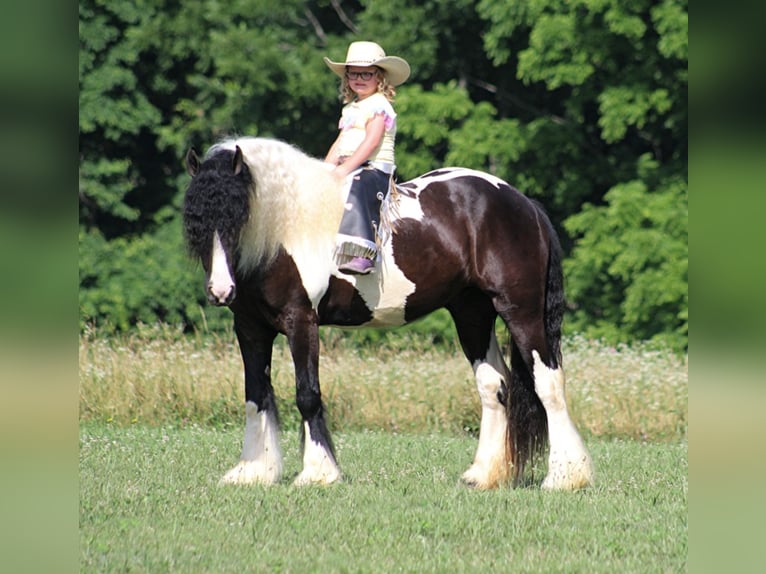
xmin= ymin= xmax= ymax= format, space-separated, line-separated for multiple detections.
xmin=183 ymin=137 xmax=592 ymax=490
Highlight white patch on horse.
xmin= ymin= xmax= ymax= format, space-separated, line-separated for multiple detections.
xmin=294 ymin=422 xmax=341 ymax=486
xmin=208 ymin=231 xmax=235 ymax=304
xmin=329 ymin=188 xmax=428 ymax=326
xmin=384 ymin=182 xmax=426 ymax=223
xmin=413 ymin=167 xmax=507 ymax=191
xmin=531 ymin=350 xmax=594 ymax=490
xmin=462 ymin=332 xmax=509 ymax=489
xmin=286 ymin=240 xmax=337 ymax=309
xmin=219 ymin=401 xmax=282 ymax=485
xmin=332 ymin=248 xmax=415 ymax=327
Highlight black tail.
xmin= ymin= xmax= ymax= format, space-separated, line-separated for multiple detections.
xmin=506 ymin=202 xmax=564 ymax=483
xmin=506 ymin=342 xmax=547 ymax=484
xmin=542 ymin=208 xmax=565 ymax=369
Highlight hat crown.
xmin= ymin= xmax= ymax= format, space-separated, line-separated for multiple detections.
xmin=323 ymin=41 xmax=410 ymax=86
xmin=344 ymin=41 xmax=387 ymax=65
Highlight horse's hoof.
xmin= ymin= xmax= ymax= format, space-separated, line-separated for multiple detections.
xmin=293 ymin=468 xmax=342 ymax=486
xmin=461 ymin=476 xmax=480 ymax=489
xmin=541 ymin=473 xmax=593 ymax=491
xmin=460 ymin=468 xmax=496 ymax=490
xmin=218 ymin=460 xmax=281 ymax=486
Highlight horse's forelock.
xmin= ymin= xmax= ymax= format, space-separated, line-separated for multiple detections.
xmin=183 ymin=146 xmax=253 ymax=266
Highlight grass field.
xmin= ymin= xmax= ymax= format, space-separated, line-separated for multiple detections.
xmin=79 ymin=326 xmax=687 ymax=571
xmin=80 ymin=425 xmax=687 ymax=573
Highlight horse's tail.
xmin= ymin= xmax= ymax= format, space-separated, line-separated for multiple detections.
xmin=506 ymin=201 xmax=563 ymax=483
xmin=541 ymin=206 xmax=565 ymax=369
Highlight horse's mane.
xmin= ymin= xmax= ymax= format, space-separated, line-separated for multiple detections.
xmin=208 ymin=137 xmax=345 ymax=274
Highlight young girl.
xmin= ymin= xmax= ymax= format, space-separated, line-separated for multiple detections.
xmin=323 ymin=41 xmax=410 ymax=274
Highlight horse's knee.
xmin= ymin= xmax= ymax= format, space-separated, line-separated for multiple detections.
xmin=295 ymin=386 xmax=322 ymax=420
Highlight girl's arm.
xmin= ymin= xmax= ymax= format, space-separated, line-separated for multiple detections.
xmin=333 ymin=113 xmax=386 ymax=178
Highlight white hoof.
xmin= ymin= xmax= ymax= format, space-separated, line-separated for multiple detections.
xmin=292 ymin=465 xmax=341 ymax=486
xmin=219 ymin=459 xmax=281 ymax=486
xmin=295 ymin=423 xmax=341 ymax=486
xmin=541 ymin=454 xmax=594 ymax=491
xmin=461 ymin=462 xmax=508 ymax=490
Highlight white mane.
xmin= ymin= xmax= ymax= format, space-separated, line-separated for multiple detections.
xmin=208 ymin=137 xmax=345 ymax=275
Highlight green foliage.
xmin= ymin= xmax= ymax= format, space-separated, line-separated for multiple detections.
xmin=564 ymin=173 xmax=688 ymax=350
xmin=519 ymin=12 xmax=596 ymax=89
xmin=79 ymin=0 xmax=687 ymax=348
xmin=396 ymin=83 xmax=525 ymax=181
xmin=598 ymin=85 xmax=673 ymax=143
xmin=78 ymin=157 xmax=139 ymax=224
xmin=79 ymin=218 xmax=231 ymax=333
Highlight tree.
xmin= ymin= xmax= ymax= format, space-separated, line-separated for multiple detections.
xmin=79 ymin=0 xmax=688 ymax=349
xmin=478 ymin=0 xmax=687 ymax=348
xmin=564 ymin=173 xmax=688 ymax=350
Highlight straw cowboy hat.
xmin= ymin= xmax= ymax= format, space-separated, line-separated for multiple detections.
xmin=324 ymin=41 xmax=410 ymax=86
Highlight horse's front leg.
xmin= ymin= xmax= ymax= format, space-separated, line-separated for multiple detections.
xmin=287 ymin=312 xmax=341 ymax=486
xmin=220 ymin=318 xmax=283 ymax=485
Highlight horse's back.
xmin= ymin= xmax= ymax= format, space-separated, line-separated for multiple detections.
xmin=375 ymin=168 xmax=550 ymax=318
xmin=397 ymin=167 xmax=540 ymax=226
xmin=392 ymin=168 xmax=546 ymax=257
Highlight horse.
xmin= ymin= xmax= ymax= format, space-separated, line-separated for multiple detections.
xmin=183 ymin=136 xmax=593 ymax=490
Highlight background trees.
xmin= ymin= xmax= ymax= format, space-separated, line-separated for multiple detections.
xmin=79 ymin=0 xmax=687 ymax=349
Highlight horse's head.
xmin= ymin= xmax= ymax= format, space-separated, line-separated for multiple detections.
xmin=183 ymin=145 xmax=253 ymax=306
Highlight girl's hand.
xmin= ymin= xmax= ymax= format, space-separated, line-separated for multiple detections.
xmin=333 ymin=163 xmax=352 ymax=179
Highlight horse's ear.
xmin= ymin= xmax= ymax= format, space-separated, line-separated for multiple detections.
xmin=233 ymin=146 xmax=244 ymax=176
xmin=186 ymin=147 xmax=201 ymax=177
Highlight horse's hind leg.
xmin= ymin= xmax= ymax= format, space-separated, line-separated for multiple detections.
xmin=449 ymin=293 xmax=510 ymax=489
xmin=530 ymin=349 xmax=593 ymax=490
xmin=501 ymin=306 xmax=593 ymax=490
xmin=220 ymin=319 xmax=283 ymax=485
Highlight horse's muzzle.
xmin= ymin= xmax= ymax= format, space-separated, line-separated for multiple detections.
xmin=206 ymin=281 xmax=236 ymax=306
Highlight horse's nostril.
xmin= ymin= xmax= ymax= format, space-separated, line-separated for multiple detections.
xmin=206 ymin=283 xmax=236 ymax=306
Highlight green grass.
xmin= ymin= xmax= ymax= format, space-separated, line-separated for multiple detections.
xmin=80 ymin=424 xmax=687 ymax=573
xmin=79 ymin=327 xmax=687 ymax=570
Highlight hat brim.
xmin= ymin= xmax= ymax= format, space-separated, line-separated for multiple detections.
xmin=323 ymin=56 xmax=410 ymax=87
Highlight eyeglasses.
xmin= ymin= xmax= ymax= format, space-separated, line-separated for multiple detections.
xmin=345 ymin=70 xmax=377 ymax=81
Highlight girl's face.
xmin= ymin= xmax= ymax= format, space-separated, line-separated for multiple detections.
xmin=345 ymin=66 xmax=380 ymax=100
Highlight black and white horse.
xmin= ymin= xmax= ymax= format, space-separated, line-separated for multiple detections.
xmin=183 ymin=137 xmax=592 ymax=490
